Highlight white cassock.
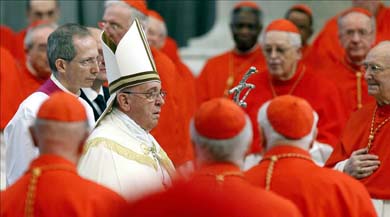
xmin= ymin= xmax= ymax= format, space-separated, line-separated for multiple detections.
xmin=78 ymin=108 xmax=176 ymax=202
xmin=4 ymin=75 xmax=95 ymax=186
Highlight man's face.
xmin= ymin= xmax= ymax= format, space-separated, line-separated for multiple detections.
xmin=101 ymin=5 xmax=132 ymax=45
xmin=28 ymin=0 xmax=59 ymax=24
xmin=122 ymin=81 xmax=165 ymax=131
xmin=146 ymin=18 xmax=166 ymax=49
xmin=263 ymin=31 xmax=301 ymax=80
xmin=339 ymin=12 xmax=374 ymax=63
xmin=230 ymin=9 xmax=261 ymax=52
xmin=287 ymin=10 xmax=312 ymax=45
xmin=364 ymin=44 xmax=390 ymax=104
xmin=64 ymin=36 xmax=99 ymax=90
xmin=27 ymin=26 xmax=54 ymax=79
xmin=89 ymin=28 xmax=106 ymax=81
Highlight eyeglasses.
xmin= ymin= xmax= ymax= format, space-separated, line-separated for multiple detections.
xmin=343 ymin=29 xmax=373 ymax=39
xmin=263 ymin=46 xmax=294 ymax=57
xmin=363 ymin=63 xmax=390 ymax=75
xmin=78 ymin=56 xmax=103 ymax=67
xmin=122 ymin=90 xmax=167 ymax=102
xmin=98 ymin=20 xmax=124 ymax=31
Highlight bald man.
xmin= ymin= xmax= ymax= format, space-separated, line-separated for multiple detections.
xmin=129 ymin=98 xmax=302 ymax=217
xmin=1 ymin=92 xmax=126 ymax=217
xmin=246 ymin=95 xmax=376 ymax=217
xmin=326 ymin=41 xmax=390 ymax=217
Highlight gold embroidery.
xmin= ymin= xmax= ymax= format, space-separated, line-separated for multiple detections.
xmin=262 ymin=153 xmax=312 ymax=190
xmin=367 ymin=106 xmax=390 ymax=151
xmin=25 ymin=168 xmax=41 ymax=217
xmin=356 ymin=72 xmax=363 ymax=109
xmin=25 ymin=165 xmax=75 ymax=217
xmin=85 ymin=137 xmax=158 ymax=170
xmin=269 ymin=65 xmax=306 ymax=98
xmin=157 ymin=148 xmax=176 ymax=178
xmin=202 ymin=171 xmax=244 ymax=184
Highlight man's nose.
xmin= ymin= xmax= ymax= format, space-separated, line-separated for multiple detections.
xmin=351 ymin=32 xmax=361 ymax=42
xmin=156 ymin=94 xmax=165 ymax=105
xmin=270 ymin=48 xmax=278 ymax=58
xmin=91 ymin=62 xmax=99 ymax=74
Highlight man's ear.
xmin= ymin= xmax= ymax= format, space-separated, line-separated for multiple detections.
xmin=77 ymin=130 xmax=90 ymax=156
xmin=116 ymin=94 xmax=131 ymax=112
xmin=29 ymin=126 xmax=38 ymax=148
xmin=55 ymin=58 xmax=67 ymax=74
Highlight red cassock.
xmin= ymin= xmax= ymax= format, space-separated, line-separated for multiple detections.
xmin=326 ymin=103 xmax=390 ymax=199
xmin=19 ymin=65 xmax=48 ymax=100
xmin=319 ymin=58 xmax=375 ymax=118
xmin=129 ymin=163 xmax=303 ymax=217
xmin=0 ymin=25 xmax=16 ymax=55
xmin=0 ymin=47 xmax=24 ymax=130
xmin=245 ymin=145 xmax=377 ymax=217
xmin=1 ymin=154 xmax=127 ymax=217
xmin=244 ymin=63 xmax=347 ymax=153
xmin=300 ymin=44 xmax=312 ymax=62
xmin=160 ymin=37 xmax=197 ymax=166
xmin=196 ymin=45 xmax=266 ymax=106
xmin=150 ymin=48 xmax=194 ymax=166
xmin=305 ymin=4 xmax=390 ymax=69
xmin=12 ymin=28 xmax=28 ymax=65
xmin=161 ymin=36 xmax=181 ymax=64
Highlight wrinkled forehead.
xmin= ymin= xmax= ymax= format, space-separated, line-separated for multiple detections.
xmin=366 ymin=44 xmax=390 ymax=66
xmin=340 ymin=12 xmax=372 ymax=30
xmin=30 ymin=0 xmax=57 ymax=12
xmin=33 ymin=26 xmax=55 ymax=41
xmin=264 ymin=31 xmax=291 ymax=46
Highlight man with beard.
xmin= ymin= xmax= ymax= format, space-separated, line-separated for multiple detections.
xmin=285 ymin=4 xmax=313 ymax=60
xmin=196 ymin=1 xmax=265 ymax=105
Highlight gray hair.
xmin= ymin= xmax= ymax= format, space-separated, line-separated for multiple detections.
xmin=24 ymin=23 xmax=58 ymax=50
xmin=147 ymin=16 xmax=167 ymax=37
xmin=190 ymin=116 xmax=253 ymax=163
xmin=104 ymin=0 xmax=147 ymax=24
xmin=261 ymin=31 xmax=302 ymax=48
xmin=47 ymin=23 xmax=91 ymax=75
xmin=337 ymin=12 xmax=376 ymax=37
xmin=257 ymin=101 xmax=318 ymax=150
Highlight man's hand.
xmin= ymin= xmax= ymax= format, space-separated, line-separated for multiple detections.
xmin=343 ymin=148 xmax=380 ymax=179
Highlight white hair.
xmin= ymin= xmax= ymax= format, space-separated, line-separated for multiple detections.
xmin=24 ymin=23 xmax=58 ymax=50
xmin=104 ymin=0 xmax=147 ymax=24
xmin=190 ymin=116 xmax=253 ymax=163
xmin=147 ymin=16 xmax=167 ymax=37
xmin=257 ymin=101 xmax=318 ymax=150
xmin=260 ymin=30 xmax=302 ymax=48
xmin=337 ymin=12 xmax=376 ymax=38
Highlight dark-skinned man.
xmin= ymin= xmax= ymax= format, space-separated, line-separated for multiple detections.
xmin=196 ymin=1 xmax=265 ymax=106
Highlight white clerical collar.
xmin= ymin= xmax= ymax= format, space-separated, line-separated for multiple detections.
xmin=113 ymin=108 xmax=154 ymax=146
xmin=51 ymin=74 xmax=81 ymax=96
xmin=81 ymin=87 xmax=104 ymax=102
